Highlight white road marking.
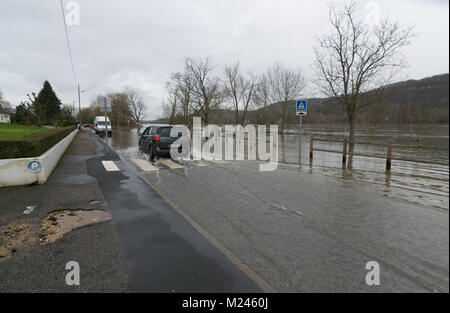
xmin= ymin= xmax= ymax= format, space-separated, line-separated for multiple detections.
xmin=197 ymin=162 xmax=210 ymax=167
xmin=158 ymin=158 xmax=184 ymax=169
xmin=23 ymin=205 xmax=36 ymax=215
xmin=131 ymin=159 xmax=159 ymax=172
xmin=211 ymin=160 xmax=228 ymax=164
xmin=101 ymin=160 xmax=120 ymax=172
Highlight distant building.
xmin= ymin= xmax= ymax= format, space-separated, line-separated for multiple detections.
xmin=0 ymin=109 xmax=11 ymax=123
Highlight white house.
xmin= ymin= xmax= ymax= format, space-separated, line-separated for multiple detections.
xmin=0 ymin=110 xmax=11 ymax=123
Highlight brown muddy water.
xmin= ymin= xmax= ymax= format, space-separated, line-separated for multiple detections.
xmin=103 ymin=123 xmax=449 ymax=211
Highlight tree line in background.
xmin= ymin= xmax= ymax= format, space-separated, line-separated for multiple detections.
xmin=79 ymin=87 xmax=146 ymax=127
xmin=13 ymin=81 xmax=76 ymax=127
xmin=162 ymin=58 xmax=306 ymax=135
xmin=160 ymin=1 xmax=420 ymax=154
xmin=2 ymin=2 xmax=447 ymax=147
xmin=1 ymin=83 xmax=147 ymax=130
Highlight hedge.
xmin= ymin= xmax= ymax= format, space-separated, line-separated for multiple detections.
xmin=0 ymin=126 xmax=76 ymax=159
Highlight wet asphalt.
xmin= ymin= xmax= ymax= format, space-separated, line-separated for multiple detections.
xmin=86 ymin=132 xmax=262 ymax=292
xmin=0 ymin=131 xmax=128 ymax=292
xmin=1 ymin=130 xmax=263 ymax=292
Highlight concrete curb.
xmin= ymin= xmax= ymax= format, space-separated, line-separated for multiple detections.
xmin=0 ymin=129 xmax=78 ymax=187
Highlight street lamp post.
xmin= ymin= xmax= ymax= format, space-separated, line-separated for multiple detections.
xmin=77 ymin=84 xmax=86 ymax=130
xmin=78 ymin=83 xmax=81 ymax=130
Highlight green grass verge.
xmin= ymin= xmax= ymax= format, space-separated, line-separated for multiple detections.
xmin=0 ymin=123 xmax=47 ymax=140
xmin=0 ymin=125 xmax=76 ymax=159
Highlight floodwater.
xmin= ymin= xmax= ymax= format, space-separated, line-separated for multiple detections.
xmin=101 ymin=123 xmax=449 ymax=292
xmin=106 ymin=123 xmax=449 ymax=211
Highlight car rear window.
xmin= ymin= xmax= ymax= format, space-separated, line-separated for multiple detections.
xmin=157 ymin=127 xmax=172 ymax=137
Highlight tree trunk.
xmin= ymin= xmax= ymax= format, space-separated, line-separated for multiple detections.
xmin=241 ymin=109 xmax=247 ymax=126
xmin=347 ymin=114 xmax=356 ymax=170
xmin=280 ymin=101 xmax=287 ymax=135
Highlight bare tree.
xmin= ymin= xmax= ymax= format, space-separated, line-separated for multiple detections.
xmin=0 ymin=91 xmax=12 ymax=111
xmin=313 ymin=1 xmax=414 ymax=154
xmin=162 ymin=81 xmax=178 ymax=125
xmin=266 ymin=63 xmax=306 ymax=134
xmin=170 ymin=71 xmax=193 ymax=126
xmin=184 ymin=57 xmax=223 ymax=125
xmin=251 ymin=74 xmax=277 ymax=124
xmin=108 ymin=92 xmax=132 ymax=126
xmin=224 ymin=61 xmax=258 ymax=125
xmin=124 ymin=88 xmax=146 ymax=129
xmin=61 ymin=103 xmax=76 ymax=121
xmin=20 ymin=93 xmax=44 ymax=125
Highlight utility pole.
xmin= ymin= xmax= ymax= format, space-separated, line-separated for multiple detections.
xmin=78 ymin=83 xmax=81 ymax=130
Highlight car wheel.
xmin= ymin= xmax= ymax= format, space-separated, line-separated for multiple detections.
xmin=149 ymin=145 xmax=155 ymax=161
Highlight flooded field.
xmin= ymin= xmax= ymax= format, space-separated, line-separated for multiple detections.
xmin=105 ymin=123 xmax=449 ymax=211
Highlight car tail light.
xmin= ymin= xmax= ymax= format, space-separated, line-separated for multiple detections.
xmin=187 ymin=134 xmax=191 ymax=141
xmin=155 ymin=134 xmax=160 ymax=142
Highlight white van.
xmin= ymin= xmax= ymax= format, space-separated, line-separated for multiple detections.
xmin=94 ymin=116 xmax=112 ymax=136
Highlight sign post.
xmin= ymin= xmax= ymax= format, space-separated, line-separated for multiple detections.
xmin=296 ymin=100 xmax=307 ymax=165
xmin=98 ymin=96 xmax=112 ymax=153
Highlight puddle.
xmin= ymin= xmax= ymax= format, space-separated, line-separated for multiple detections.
xmin=40 ymin=209 xmax=112 ymax=245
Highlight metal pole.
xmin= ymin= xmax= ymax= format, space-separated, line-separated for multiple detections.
xmin=77 ymin=83 xmax=81 ymax=130
xmin=105 ymin=100 xmax=108 ymax=154
xmin=386 ymin=138 xmax=392 ymax=172
xmin=298 ymin=115 xmax=302 ymax=165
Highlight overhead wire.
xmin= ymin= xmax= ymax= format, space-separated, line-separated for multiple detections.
xmin=59 ymin=0 xmax=77 ymax=85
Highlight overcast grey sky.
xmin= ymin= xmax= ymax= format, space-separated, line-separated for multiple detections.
xmin=0 ymin=0 xmax=448 ymax=119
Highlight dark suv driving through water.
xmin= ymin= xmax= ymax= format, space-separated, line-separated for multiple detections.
xmin=138 ymin=124 xmax=188 ymax=160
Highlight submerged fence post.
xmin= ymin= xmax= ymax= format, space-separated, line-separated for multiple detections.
xmin=386 ymin=138 xmax=392 ymax=172
xmin=342 ymin=137 xmax=348 ymax=169
xmin=309 ymin=135 xmax=314 ymax=166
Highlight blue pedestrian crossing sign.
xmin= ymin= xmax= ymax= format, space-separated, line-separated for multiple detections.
xmin=296 ymin=100 xmax=307 ymax=116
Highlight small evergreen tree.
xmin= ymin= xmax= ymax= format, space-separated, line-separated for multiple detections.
xmin=34 ymin=81 xmax=62 ymax=124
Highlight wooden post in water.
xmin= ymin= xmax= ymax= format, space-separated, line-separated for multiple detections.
xmin=342 ymin=138 xmax=348 ymax=169
xmin=309 ymin=135 xmax=314 ymax=166
xmin=386 ymin=138 xmax=392 ymax=172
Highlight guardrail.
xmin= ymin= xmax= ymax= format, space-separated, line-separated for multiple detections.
xmin=308 ymin=135 xmax=449 ymax=171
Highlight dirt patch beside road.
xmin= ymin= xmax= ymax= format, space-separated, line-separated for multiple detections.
xmin=40 ymin=209 xmax=112 ymax=245
xmin=0 ymin=221 xmax=36 ymax=261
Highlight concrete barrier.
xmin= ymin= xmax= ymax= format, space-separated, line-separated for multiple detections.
xmin=0 ymin=129 xmax=78 ymax=187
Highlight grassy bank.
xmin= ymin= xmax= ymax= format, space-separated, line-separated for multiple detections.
xmin=0 ymin=125 xmax=76 ymax=159
xmin=0 ymin=123 xmax=47 ymax=140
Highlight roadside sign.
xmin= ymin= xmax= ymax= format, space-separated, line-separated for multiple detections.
xmin=296 ymin=100 xmax=307 ymax=116
xmin=28 ymin=160 xmax=42 ymax=173
xmin=296 ymin=99 xmax=308 ymax=165
xmin=98 ymin=96 xmax=112 ymax=112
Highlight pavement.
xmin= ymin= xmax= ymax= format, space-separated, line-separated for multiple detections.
xmin=0 ymin=131 xmax=128 ymax=292
xmin=0 ymin=130 xmax=263 ymax=292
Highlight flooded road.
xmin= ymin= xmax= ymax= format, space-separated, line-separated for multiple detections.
xmin=107 ymin=124 xmax=449 ymax=211
xmin=95 ymin=123 xmax=449 ymax=292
